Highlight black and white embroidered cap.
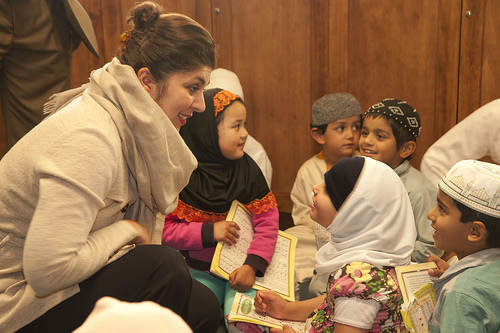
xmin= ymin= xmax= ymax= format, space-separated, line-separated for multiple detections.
xmin=365 ymin=98 xmax=421 ymax=141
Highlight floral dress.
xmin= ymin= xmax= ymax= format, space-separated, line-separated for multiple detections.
xmin=308 ymin=261 xmax=407 ymax=332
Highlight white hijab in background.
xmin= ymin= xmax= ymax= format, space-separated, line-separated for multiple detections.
xmin=315 ymin=157 xmax=417 ymax=282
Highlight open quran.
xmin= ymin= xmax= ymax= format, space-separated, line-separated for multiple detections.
xmin=210 ymin=200 xmax=297 ymax=301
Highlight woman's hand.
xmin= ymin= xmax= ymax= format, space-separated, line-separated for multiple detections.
xmin=125 ymin=220 xmax=152 ymax=245
xmin=214 ymin=220 xmax=240 ymax=246
xmin=229 ymin=264 xmax=256 ymax=292
xmin=254 ymin=290 xmax=289 ymax=320
xmin=427 ymin=254 xmax=450 ymax=278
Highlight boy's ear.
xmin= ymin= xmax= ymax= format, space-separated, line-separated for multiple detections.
xmin=399 ymin=141 xmax=416 ymax=159
xmin=468 ymin=221 xmax=488 ymax=243
xmin=310 ymin=128 xmax=325 ymax=145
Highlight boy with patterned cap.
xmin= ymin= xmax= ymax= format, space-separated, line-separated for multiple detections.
xmin=359 ymin=98 xmax=443 ymax=263
xmin=426 ymin=160 xmax=500 ymax=332
xmin=286 ymin=92 xmax=362 ymax=299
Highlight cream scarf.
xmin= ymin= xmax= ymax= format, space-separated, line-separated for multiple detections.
xmin=315 ymin=157 xmax=417 ymax=282
xmin=44 ymin=58 xmax=197 ymax=229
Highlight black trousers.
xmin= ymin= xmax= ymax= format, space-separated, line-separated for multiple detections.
xmin=17 ymin=245 xmax=220 ymax=333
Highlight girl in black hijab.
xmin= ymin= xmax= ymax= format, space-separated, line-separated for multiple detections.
xmin=162 ymin=88 xmax=279 ymax=326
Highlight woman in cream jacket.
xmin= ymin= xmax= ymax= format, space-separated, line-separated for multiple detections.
xmin=0 ymin=2 xmax=219 ymax=332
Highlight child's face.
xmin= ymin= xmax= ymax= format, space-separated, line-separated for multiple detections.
xmin=321 ymin=115 xmax=361 ymax=158
xmin=217 ymin=101 xmax=248 ymax=160
xmin=310 ymin=182 xmax=337 ymax=228
xmin=359 ymin=116 xmax=404 ymax=169
xmin=427 ymin=189 xmax=471 ymax=259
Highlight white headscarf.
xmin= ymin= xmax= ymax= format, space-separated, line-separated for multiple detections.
xmin=315 ymin=157 xmax=417 ymax=282
xmin=205 ymin=68 xmax=245 ymax=100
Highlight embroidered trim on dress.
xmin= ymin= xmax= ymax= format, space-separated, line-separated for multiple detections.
xmin=214 ymin=90 xmax=240 ymax=117
xmin=172 ymin=191 xmax=277 ymax=223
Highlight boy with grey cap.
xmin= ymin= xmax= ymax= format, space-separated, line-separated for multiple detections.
xmin=427 ymin=160 xmax=500 ymax=332
xmin=285 ymin=92 xmax=362 ymax=299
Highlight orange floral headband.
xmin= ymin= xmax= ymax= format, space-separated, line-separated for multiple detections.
xmin=213 ymin=90 xmax=240 ymax=117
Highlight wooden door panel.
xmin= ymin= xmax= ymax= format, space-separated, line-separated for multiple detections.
xmin=211 ymin=0 xmax=313 ymax=211
xmin=333 ymin=0 xmax=462 ymax=168
xmin=458 ymin=0 xmax=485 ymax=121
xmin=478 ymin=0 xmax=500 ymax=110
xmin=71 ymin=0 xmax=212 ymax=88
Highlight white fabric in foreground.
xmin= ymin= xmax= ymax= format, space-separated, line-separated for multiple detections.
xmin=73 ymin=297 xmax=192 ymax=333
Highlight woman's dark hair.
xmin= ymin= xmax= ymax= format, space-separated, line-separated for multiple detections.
xmin=452 ymin=198 xmax=500 ymax=248
xmin=118 ymin=2 xmax=216 ymax=84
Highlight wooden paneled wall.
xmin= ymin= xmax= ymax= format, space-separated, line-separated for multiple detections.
xmin=1 ymin=0 xmax=499 ymax=215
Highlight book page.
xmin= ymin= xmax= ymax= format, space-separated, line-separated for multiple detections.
xmin=217 ymin=205 xmax=255 ymax=275
xmin=228 ymin=293 xmax=307 ymax=332
xmin=401 ymin=270 xmax=433 ymax=297
xmin=401 ymin=283 xmax=436 ymax=333
xmin=396 ymin=262 xmax=437 ymax=333
xmin=254 ymin=234 xmax=293 ymax=296
xmin=396 ymin=262 xmax=436 ymax=304
xmin=210 ymin=200 xmax=297 ymax=301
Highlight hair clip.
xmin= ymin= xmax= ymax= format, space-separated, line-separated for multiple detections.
xmin=120 ymin=30 xmax=133 ymax=51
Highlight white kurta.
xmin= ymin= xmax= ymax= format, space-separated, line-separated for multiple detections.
xmin=420 ymin=98 xmax=500 ymax=187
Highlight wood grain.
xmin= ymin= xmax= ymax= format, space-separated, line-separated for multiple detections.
xmin=1 ymin=0 xmax=500 ymax=218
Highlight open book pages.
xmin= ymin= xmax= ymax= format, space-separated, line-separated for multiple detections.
xmin=396 ymin=262 xmax=438 ymax=333
xmin=210 ymin=200 xmax=297 ymax=301
xmin=227 ymin=292 xmax=307 ymax=332
xmin=401 ymin=283 xmax=436 ymax=333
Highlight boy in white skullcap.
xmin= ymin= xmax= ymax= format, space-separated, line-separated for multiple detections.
xmin=427 ymin=160 xmax=500 ymax=332
xmin=287 ymin=92 xmax=363 ymax=299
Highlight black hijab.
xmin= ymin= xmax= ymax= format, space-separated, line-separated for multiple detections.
xmin=173 ymin=88 xmax=274 ymax=222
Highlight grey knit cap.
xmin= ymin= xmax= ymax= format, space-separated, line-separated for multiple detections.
xmin=311 ymin=93 xmax=362 ymax=126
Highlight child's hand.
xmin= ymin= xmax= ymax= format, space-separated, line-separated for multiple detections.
xmin=214 ymin=220 xmax=240 ymax=246
xmin=229 ymin=264 xmax=256 ymax=292
xmin=427 ymin=254 xmax=450 ymax=278
xmin=254 ymin=290 xmax=288 ymax=320
xmin=270 ymin=325 xmax=296 ymax=333
xmin=125 ymin=220 xmax=152 ymax=245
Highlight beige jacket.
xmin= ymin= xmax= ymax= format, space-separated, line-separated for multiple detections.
xmin=0 ymin=59 xmax=197 ymax=332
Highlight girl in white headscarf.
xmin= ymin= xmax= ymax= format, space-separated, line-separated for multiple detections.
xmin=254 ymin=157 xmax=416 ymax=333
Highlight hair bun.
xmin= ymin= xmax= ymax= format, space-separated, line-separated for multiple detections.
xmin=127 ymin=1 xmax=162 ymax=31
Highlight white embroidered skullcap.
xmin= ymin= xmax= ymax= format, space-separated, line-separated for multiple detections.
xmin=205 ymin=68 xmax=244 ymax=100
xmin=439 ymin=160 xmax=500 ymax=218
